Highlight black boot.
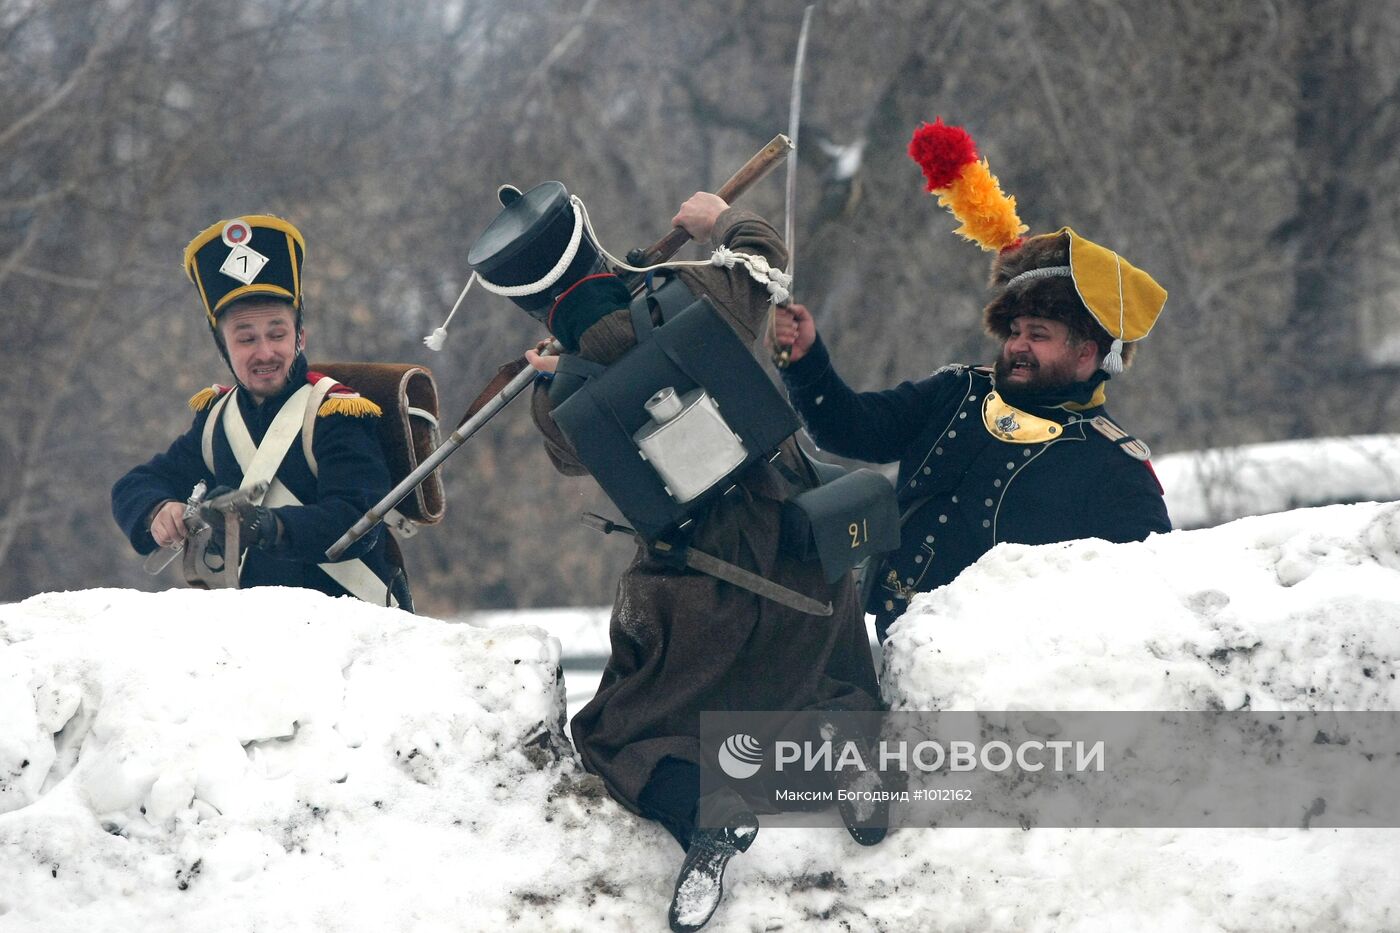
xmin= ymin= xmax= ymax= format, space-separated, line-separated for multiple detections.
xmin=667 ymin=815 xmax=757 ymax=932
xmin=820 ymin=716 xmax=891 ymax=847
xmin=833 ymin=765 xmax=891 ymax=846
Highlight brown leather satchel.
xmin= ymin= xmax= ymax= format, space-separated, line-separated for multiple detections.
xmin=311 ymin=362 xmax=446 ymax=525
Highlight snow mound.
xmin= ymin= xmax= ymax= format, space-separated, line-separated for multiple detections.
xmin=883 ymin=500 xmax=1400 ymax=711
xmin=855 ymin=500 xmax=1400 ymax=933
xmin=0 ymin=588 xmax=675 ymax=932
xmin=4 ymin=503 xmax=1400 ymax=931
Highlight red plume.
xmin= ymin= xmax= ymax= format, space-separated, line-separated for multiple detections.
xmin=907 ymin=118 xmax=978 ymax=192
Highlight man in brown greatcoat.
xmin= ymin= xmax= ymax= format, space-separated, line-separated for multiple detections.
xmin=503 ymin=192 xmax=882 ymax=931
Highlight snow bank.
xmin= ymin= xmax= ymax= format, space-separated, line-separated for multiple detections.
xmin=4 ymin=501 xmax=1400 ymax=931
xmin=1155 ymin=433 xmax=1400 ymax=528
xmin=0 ymin=589 xmax=676 ymax=932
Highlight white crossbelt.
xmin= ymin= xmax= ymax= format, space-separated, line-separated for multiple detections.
xmin=202 ymin=380 xmax=397 ymax=607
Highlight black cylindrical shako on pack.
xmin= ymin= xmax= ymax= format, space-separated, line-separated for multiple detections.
xmin=466 ymin=182 xmax=606 ymax=319
xmin=465 ymin=182 xmax=798 ymax=540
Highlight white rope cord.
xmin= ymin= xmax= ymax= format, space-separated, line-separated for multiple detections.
xmin=423 ymin=273 xmax=477 ymax=351
xmin=475 ymin=198 xmax=587 ymax=298
xmin=1101 ymin=254 xmax=1126 ymax=375
xmin=572 ymin=195 xmax=793 ymax=305
xmin=422 ymin=194 xmax=795 ymax=349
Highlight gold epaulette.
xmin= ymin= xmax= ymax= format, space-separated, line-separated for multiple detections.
xmin=188 ymin=384 xmax=232 ymax=411
xmin=318 ymin=388 xmax=382 ymax=418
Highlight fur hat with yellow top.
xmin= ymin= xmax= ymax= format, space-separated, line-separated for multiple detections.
xmin=907 ymin=119 xmax=1166 ymax=374
xmin=182 ymin=214 xmax=378 ymax=420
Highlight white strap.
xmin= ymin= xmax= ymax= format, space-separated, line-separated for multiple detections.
xmin=476 ymin=199 xmax=585 ymax=298
xmin=226 ymin=384 xmax=312 ymax=503
xmin=201 ymin=391 xmax=235 ymax=474
xmin=301 ymin=376 xmax=339 ymax=476
xmin=260 ymin=476 xmax=400 ymax=608
xmin=217 ymin=386 xmax=397 ymax=607
xmin=407 ymin=407 xmax=438 ymax=427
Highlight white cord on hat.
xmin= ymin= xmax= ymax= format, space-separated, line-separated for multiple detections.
xmin=1100 ymin=255 xmax=1127 ymax=375
xmin=571 ymin=195 xmax=793 ymax=304
xmin=423 ymin=197 xmax=587 ymax=350
xmin=423 ymin=272 xmax=477 ymax=351
xmin=422 ymin=193 xmax=794 ymax=349
xmin=475 ymin=197 xmax=587 ymax=299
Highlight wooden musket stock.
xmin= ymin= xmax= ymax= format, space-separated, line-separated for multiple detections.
xmin=621 ymin=133 xmax=792 ymax=291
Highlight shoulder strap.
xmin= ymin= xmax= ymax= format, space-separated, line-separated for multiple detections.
xmin=628 ymin=291 xmax=655 ymax=343
xmin=224 ymin=384 xmax=314 ymax=503
xmin=1089 ymin=415 xmax=1152 ymax=461
xmin=628 ymin=275 xmax=699 ymax=344
xmin=301 ymin=376 xmax=340 ymax=476
xmin=202 ymin=390 xmax=236 ymax=474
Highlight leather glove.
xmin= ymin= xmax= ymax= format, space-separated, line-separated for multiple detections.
xmin=200 ymin=487 xmax=282 ymax=553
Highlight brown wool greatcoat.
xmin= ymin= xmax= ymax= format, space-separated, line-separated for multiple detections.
xmin=530 ymin=208 xmax=882 ymax=812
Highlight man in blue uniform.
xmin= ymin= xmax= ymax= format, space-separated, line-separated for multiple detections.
xmin=774 ymin=227 xmax=1171 ymax=641
xmin=112 ymin=214 xmax=411 ymax=610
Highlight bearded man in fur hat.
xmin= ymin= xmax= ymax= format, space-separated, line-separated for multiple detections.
xmin=773 ymin=122 xmax=1172 ymax=642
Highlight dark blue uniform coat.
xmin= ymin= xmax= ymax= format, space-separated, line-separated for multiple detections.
xmin=112 ymin=359 xmax=398 ymax=602
xmin=782 ymin=337 xmax=1171 ymax=641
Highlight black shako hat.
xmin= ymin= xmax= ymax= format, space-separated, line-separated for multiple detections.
xmin=183 ymin=214 xmax=306 ymax=329
xmin=466 ymin=181 xmax=605 ymax=321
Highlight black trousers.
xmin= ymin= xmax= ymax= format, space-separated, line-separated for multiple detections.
xmin=637 ymin=756 xmax=701 ymax=851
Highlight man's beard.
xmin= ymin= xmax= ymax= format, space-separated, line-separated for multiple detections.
xmin=993 ymin=350 xmax=1082 ymax=394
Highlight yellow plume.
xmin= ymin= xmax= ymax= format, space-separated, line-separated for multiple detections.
xmin=935 ymin=160 xmax=1028 ymax=252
